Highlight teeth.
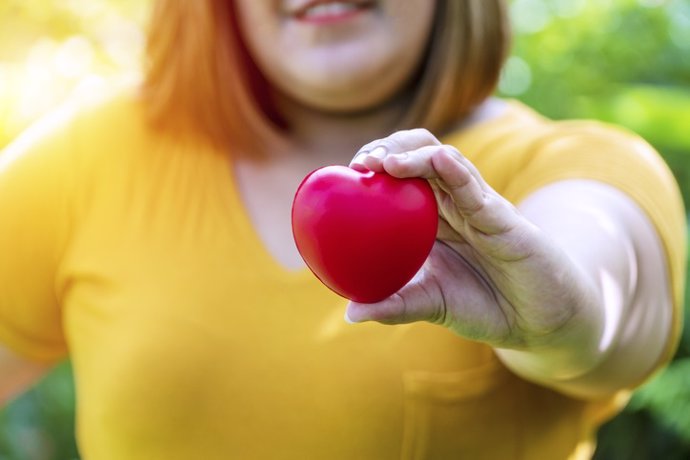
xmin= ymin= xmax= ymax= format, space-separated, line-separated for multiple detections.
xmin=303 ymin=2 xmax=359 ymax=18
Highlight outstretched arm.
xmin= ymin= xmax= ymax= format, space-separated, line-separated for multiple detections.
xmin=494 ymin=179 xmax=671 ymax=399
xmin=346 ymin=129 xmax=672 ymax=400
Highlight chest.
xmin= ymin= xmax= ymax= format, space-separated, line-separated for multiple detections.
xmin=55 ymin=152 xmax=529 ymax=459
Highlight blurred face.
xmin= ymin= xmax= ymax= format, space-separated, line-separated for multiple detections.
xmin=233 ymin=0 xmax=437 ymax=113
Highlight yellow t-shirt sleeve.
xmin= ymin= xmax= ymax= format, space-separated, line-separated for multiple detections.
xmin=502 ymin=121 xmax=687 ymax=373
xmin=0 ymin=109 xmax=75 ymax=363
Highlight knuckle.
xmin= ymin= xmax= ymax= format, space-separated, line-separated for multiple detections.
xmin=446 ymin=145 xmax=463 ymax=158
xmin=428 ymin=145 xmax=452 ymax=163
xmin=356 ymin=141 xmax=381 ymax=155
xmin=357 ymin=128 xmax=442 ymax=158
xmin=411 ymin=128 xmax=440 ymax=143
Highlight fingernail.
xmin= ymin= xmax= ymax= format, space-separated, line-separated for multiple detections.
xmin=344 ymin=311 xmax=358 ymax=324
xmin=369 ymin=146 xmax=387 ymax=159
xmin=350 ymin=152 xmax=368 ymax=168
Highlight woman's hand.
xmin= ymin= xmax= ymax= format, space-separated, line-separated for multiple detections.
xmin=347 ymin=129 xmax=602 ymax=359
xmin=344 ymin=128 xmax=672 ymax=398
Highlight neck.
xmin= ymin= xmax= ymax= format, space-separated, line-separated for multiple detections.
xmin=272 ymin=91 xmax=409 ymax=165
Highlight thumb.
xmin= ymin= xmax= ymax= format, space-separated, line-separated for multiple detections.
xmin=344 ymin=281 xmax=443 ymax=326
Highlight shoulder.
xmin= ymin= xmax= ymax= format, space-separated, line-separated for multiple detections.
xmin=446 ymin=99 xmax=652 ymax=153
xmin=0 ymin=87 xmax=173 ymax=225
xmin=443 ymin=99 xmax=684 ymax=247
xmin=444 ymin=99 xmax=669 ymax=182
xmin=61 ymin=87 xmax=154 ymax=161
xmin=2 ymin=87 xmax=150 ymax=168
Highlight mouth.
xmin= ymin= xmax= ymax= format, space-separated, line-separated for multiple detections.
xmin=288 ymin=0 xmax=377 ymax=23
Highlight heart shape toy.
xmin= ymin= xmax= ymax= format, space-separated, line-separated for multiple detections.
xmin=292 ymin=165 xmax=438 ymax=303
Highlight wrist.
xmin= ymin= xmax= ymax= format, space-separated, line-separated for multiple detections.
xmin=494 ymin=267 xmax=608 ymax=384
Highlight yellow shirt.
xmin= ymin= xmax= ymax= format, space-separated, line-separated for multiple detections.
xmin=0 ymin=93 xmax=685 ymax=459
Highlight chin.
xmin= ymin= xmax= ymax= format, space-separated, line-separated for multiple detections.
xmin=291 ymin=84 xmax=404 ymax=114
xmin=282 ymin=67 xmax=412 ymax=113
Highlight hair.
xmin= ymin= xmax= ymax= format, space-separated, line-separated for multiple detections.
xmin=142 ymin=0 xmax=510 ymax=154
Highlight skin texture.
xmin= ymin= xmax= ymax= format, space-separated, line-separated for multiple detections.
xmin=231 ymin=0 xmax=440 ymax=272
xmin=233 ymin=0 xmax=436 ymax=112
xmin=346 ymin=129 xmax=671 ymax=399
xmin=1 ymin=0 xmax=440 ymax=404
xmin=0 ymin=0 xmax=672 ymax=406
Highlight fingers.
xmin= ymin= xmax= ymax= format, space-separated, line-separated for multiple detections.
xmin=351 ymin=132 xmax=519 ymax=238
xmin=360 ymin=144 xmax=492 ymax=226
xmin=351 ymin=128 xmax=440 ymax=173
xmin=356 ymin=128 xmax=441 ymax=158
xmin=344 ymin=271 xmax=446 ymax=326
xmin=350 ymin=130 xmax=487 ymax=193
xmin=345 ymin=297 xmax=423 ymax=325
xmin=388 ymin=147 xmax=486 ymax=200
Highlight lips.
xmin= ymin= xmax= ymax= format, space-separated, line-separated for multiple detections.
xmin=286 ymin=0 xmax=376 ymax=21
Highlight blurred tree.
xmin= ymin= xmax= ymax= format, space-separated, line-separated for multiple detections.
xmin=500 ymin=0 xmax=690 ymax=203
xmin=0 ymin=0 xmax=688 ymax=459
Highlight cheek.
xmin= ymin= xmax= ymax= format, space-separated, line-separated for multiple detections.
xmin=389 ymin=1 xmax=436 ymax=49
xmin=233 ymin=1 xmax=282 ymax=63
xmin=379 ymin=2 xmax=436 ymax=79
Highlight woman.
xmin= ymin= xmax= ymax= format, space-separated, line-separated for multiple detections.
xmin=0 ymin=0 xmax=685 ymax=458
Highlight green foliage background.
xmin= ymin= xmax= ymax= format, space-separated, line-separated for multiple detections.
xmin=0 ymin=0 xmax=688 ymax=458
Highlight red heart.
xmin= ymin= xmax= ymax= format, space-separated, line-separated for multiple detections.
xmin=291 ymin=165 xmax=438 ymax=303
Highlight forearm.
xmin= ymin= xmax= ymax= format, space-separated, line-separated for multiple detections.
xmin=495 ymin=180 xmax=672 ymax=400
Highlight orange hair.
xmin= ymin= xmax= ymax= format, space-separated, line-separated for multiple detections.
xmin=142 ymin=0 xmax=510 ymax=153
